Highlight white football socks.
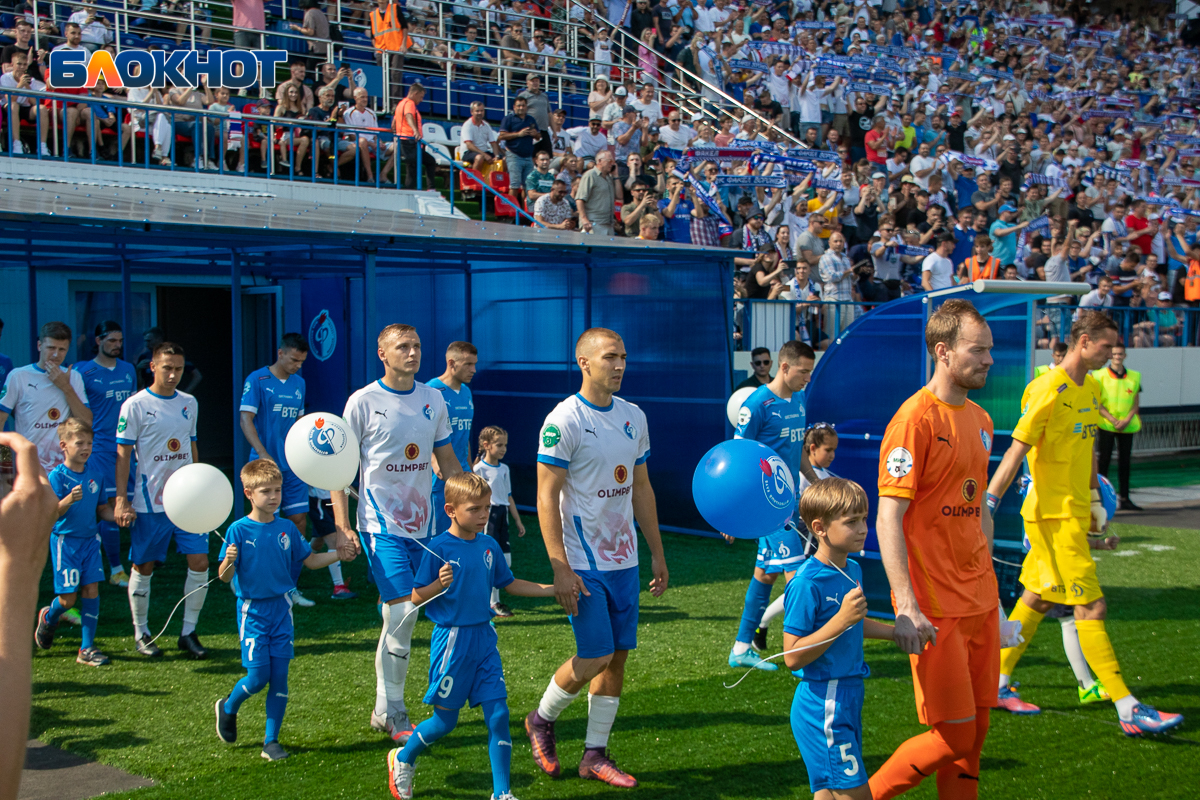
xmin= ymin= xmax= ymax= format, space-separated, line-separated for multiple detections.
xmin=128 ymin=570 xmax=151 ymax=638
xmin=537 ymin=678 xmax=579 ymax=722
xmin=328 ymin=561 xmax=344 ymax=586
xmin=732 ymin=641 xmax=752 ymax=656
xmin=998 ymin=673 xmax=1011 ymax=690
xmin=1059 ymin=618 xmax=1096 ymax=688
xmin=376 ymin=601 xmax=416 ymax=719
xmin=585 ymin=694 xmax=620 ymax=749
xmin=180 ymin=569 xmax=209 ymax=636
xmin=760 ymin=594 xmax=786 ymax=628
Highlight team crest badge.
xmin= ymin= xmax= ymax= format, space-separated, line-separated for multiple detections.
xmin=87 ymin=479 xmax=99 ymax=494
xmin=737 ymin=407 xmax=751 ymax=427
xmin=167 ymin=438 xmax=181 ymax=453
xmin=243 ymin=381 xmax=251 ymax=396
xmin=181 ymin=405 xmax=189 ymax=419
xmin=614 ymin=464 xmax=628 ymax=484
xmin=47 ymin=408 xmax=61 ymax=421
xmin=980 ymin=428 xmax=992 ymax=453
xmin=422 ymin=404 xmax=433 ymax=420
xmin=308 ymin=309 xmax=337 ymax=361
xmin=308 ymin=416 xmax=349 ymax=456
xmin=484 ymin=549 xmax=493 ymax=569
xmin=759 ymin=454 xmax=795 ymax=511
xmin=279 ymin=531 xmax=291 ymax=550
xmin=542 ymin=424 xmax=561 ymax=448
xmin=962 ymin=478 xmax=978 ymax=502
xmin=405 ymin=443 xmax=420 ymax=460
xmin=885 ymin=447 xmax=913 ymax=478
xmin=623 ymin=420 xmax=637 ymax=440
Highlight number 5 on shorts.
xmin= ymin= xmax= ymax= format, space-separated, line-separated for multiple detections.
xmin=437 ymin=676 xmax=454 ymax=698
xmin=838 ymin=742 xmax=859 ymax=777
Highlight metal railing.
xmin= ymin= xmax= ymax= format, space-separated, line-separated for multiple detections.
xmin=1132 ymin=412 xmax=1200 ymax=455
xmin=737 ymin=297 xmax=872 ymax=352
xmin=1035 ymin=302 xmax=1200 ymax=348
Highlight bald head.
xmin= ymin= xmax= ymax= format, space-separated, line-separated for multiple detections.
xmin=575 ymin=327 xmax=623 ymax=360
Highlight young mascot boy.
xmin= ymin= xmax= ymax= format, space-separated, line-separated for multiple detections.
xmin=214 ymin=459 xmax=350 ymax=761
xmin=35 ymin=419 xmax=116 ymax=666
xmin=783 ymin=477 xmax=897 ymax=800
xmin=387 ymin=472 xmax=554 ymax=800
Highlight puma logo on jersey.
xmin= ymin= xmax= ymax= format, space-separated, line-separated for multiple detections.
xmin=584 ymin=428 xmax=597 ymax=437
xmin=1062 ymin=401 xmax=1072 ymax=409
xmin=936 ymin=436 xmax=951 ymax=446
xmin=145 ymin=410 xmax=157 ymax=419
xmin=374 ymin=410 xmax=388 ymax=419
xmin=826 ymin=595 xmax=840 ymax=603
xmin=244 ymin=539 xmax=257 ymax=547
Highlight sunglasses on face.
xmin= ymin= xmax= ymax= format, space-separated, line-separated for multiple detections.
xmin=752 ymin=360 xmax=771 ymax=365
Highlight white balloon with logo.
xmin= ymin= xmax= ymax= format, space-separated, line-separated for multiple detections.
xmin=284 ymin=412 xmax=360 ymax=492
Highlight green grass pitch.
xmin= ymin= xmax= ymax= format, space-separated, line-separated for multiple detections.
xmin=29 ymin=519 xmax=1199 ymax=799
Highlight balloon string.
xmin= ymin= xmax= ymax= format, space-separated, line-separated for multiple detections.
xmin=133 ymin=528 xmax=225 ymax=650
xmin=723 ymin=634 xmax=843 ymax=689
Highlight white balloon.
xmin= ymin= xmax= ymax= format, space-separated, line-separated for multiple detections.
xmin=726 ymin=386 xmax=756 ymax=426
xmin=284 ymin=412 xmax=360 ymax=492
xmin=163 ymin=463 xmax=234 ymax=534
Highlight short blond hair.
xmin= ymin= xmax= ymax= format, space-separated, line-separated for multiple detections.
xmin=444 ymin=472 xmax=492 ymax=507
xmin=925 ymin=299 xmax=988 ymax=356
xmin=799 ymin=477 xmax=869 ymax=529
xmin=241 ymin=458 xmax=283 ymax=491
xmin=57 ymin=418 xmax=93 ymax=441
xmin=575 ymin=327 xmax=622 ymax=360
xmin=378 ymin=323 xmax=418 ymax=349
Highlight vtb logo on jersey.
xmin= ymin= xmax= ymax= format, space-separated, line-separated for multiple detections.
xmin=308 ymin=416 xmax=349 ymax=456
xmin=308 ymin=309 xmax=337 ymax=362
xmin=623 ymin=420 xmax=637 ymax=440
xmin=759 ymin=455 xmax=794 ymax=511
xmin=404 ymin=443 xmax=420 ymax=460
xmin=47 ymin=408 xmax=62 ymax=421
xmin=167 ymin=438 xmax=182 ymax=453
xmin=422 ymin=404 xmax=433 ymax=420
xmin=614 ymin=464 xmax=628 ymax=484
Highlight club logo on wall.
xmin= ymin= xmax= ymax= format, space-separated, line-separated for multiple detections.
xmin=309 ymin=309 xmax=337 ymax=362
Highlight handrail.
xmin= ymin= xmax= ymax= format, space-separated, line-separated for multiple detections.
xmin=567 ymin=0 xmax=803 ymax=147
xmin=444 ymin=161 xmax=542 ymax=228
xmin=1034 ymin=300 xmax=1199 ymax=349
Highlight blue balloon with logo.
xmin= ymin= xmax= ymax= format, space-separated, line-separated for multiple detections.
xmin=1098 ymin=475 xmax=1117 ymax=521
xmin=692 ymin=439 xmax=796 ymax=539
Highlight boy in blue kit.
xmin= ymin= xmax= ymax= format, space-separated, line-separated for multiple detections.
xmin=213 ymin=459 xmax=350 ymax=761
xmin=35 ymin=419 xmax=116 ymax=666
xmin=387 ymin=472 xmax=552 ymax=800
xmin=783 ymin=478 xmax=897 ymax=800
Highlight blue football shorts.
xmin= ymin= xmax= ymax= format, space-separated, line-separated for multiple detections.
xmin=51 ymin=533 xmax=105 ymax=593
xmin=423 ymin=622 xmax=507 ymax=709
xmin=757 ymin=526 xmax=806 ymax=575
xmin=361 ymin=531 xmax=434 ymax=602
xmin=130 ymin=511 xmax=209 ymax=565
xmin=279 ymin=470 xmax=309 ymax=516
xmin=790 ymin=678 xmax=867 ymax=793
xmin=86 ymin=448 xmax=133 ymax=500
xmin=429 ymin=481 xmax=450 ymax=539
xmin=237 ymin=595 xmax=295 ymax=667
xmin=569 ymin=566 xmax=639 ymax=659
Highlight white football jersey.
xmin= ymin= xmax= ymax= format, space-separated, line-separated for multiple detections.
xmin=344 ymin=380 xmax=451 ymax=538
xmin=474 ymin=459 xmax=512 ymax=507
xmin=0 ymin=364 xmax=89 ymax=471
xmin=116 ymin=389 xmax=198 ymax=513
xmin=537 ymin=394 xmax=650 ymax=572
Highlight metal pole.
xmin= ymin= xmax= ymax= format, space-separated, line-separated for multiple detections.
xmin=464 ymin=260 xmax=473 ymax=342
xmin=27 ymin=245 xmax=37 ymax=356
xmin=231 ymin=251 xmax=244 ymax=501
xmin=120 ymin=253 xmax=133 ymax=347
xmin=365 ymin=249 xmax=377 ymax=382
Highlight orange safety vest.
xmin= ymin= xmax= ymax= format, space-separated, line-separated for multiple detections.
xmin=1186 ymin=259 xmax=1200 ymax=302
xmin=370 ymin=3 xmax=410 ymax=52
xmin=964 ymin=255 xmax=1001 ymax=281
xmin=394 ymin=97 xmax=421 ymax=139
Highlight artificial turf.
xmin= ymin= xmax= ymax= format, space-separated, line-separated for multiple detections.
xmin=28 ymin=517 xmax=1199 ymax=800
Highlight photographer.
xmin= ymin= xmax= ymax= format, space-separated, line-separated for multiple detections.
xmin=621 ymin=179 xmax=664 ymax=238
xmin=855 ymin=260 xmax=889 ymax=310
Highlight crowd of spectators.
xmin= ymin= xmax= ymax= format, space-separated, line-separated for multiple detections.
xmin=436 ymin=0 xmax=1200 ymax=351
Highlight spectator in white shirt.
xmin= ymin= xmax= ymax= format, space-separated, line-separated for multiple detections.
xmin=569 ymin=117 xmax=609 ymax=161
xmin=67 ymin=5 xmax=114 ymax=52
xmin=1078 ymin=276 xmax=1114 ymax=314
xmin=629 ymin=83 xmax=664 ymax=124
xmin=459 ymin=101 xmax=500 ymax=172
xmin=343 ymin=87 xmax=380 ymax=181
xmin=921 ymin=233 xmax=957 ymax=291
xmin=658 ymin=110 xmax=697 ymax=150
xmin=909 ymin=141 xmax=938 ymax=190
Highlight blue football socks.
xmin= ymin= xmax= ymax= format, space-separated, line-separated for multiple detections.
xmin=264 ymin=658 xmax=290 ymax=744
xmin=736 ymin=577 xmax=772 ymax=645
xmin=80 ymin=597 xmax=99 ymax=650
xmin=399 ymin=706 xmax=459 ymax=764
xmin=225 ymin=664 xmax=271 ymax=715
xmin=483 ymin=700 xmax=512 ymax=797
xmin=46 ymin=596 xmax=67 ymax=627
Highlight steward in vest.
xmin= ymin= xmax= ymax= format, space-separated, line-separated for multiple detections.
xmin=1092 ymin=343 xmax=1141 ymax=510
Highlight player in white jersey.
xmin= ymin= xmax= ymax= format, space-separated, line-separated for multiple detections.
xmin=330 ymin=324 xmax=461 ymax=745
xmin=525 ymin=328 xmax=669 ymax=788
xmin=113 ymin=342 xmax=209 ymax=660
xmin=0 ymin=321 xmax=92 ymax=472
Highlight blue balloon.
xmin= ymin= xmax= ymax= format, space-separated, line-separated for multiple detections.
xmin=1098 ymin=475 xmax=1117 ymax=521
xmin=692 ymin=439 xmax=796 ymax=539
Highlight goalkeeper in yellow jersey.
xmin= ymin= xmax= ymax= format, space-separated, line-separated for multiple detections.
xmin=985 ymin=311 xmax=1183 ymax=737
